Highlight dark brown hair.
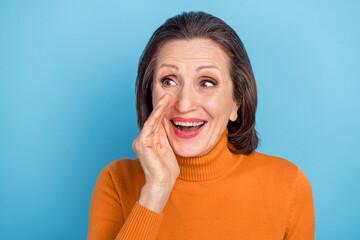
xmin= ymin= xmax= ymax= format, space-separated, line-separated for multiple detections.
xmin=135 ymin=11 xmax=259 ymax=154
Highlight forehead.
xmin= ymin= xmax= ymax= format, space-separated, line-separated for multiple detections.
xmin=155 ymin=38 xmax=230 ymax=70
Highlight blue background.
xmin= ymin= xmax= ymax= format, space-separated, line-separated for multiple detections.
xmin=0 ymin=0 xmax=359 ymax=239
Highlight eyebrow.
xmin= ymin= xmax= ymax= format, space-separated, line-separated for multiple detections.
xmin=159 ymin=63 xmax=220 ymax=72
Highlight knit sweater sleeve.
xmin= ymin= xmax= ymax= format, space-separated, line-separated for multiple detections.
xmin=87 ymin=163 xmax=164 ymax=240
xmin=284 ymin=167 xmax=315 ymax=239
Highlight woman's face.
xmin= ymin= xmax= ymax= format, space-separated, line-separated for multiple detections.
xmin=152 ymin=38 xmax=239 ymax=157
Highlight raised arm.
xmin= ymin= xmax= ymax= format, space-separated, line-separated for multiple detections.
xmin=88 ymin=94 xmax=180 ymax=240
xmin=87 ymin=164 xmax=166 ymax=240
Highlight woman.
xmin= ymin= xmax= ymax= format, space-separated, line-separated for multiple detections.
xmin=88 ymin=11 xmax=315 ymax=240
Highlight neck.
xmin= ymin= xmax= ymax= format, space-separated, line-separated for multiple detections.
xmin=175 ymin=129 xmax=239 ymax=182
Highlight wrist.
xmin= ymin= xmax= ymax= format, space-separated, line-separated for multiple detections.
xmin=139 ymin=183 xmax=174 ymax=213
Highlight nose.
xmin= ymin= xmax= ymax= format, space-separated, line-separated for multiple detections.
xmin=174 ymin=84 xmax=198 ymax=113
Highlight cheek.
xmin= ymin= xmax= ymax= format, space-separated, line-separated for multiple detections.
xmin=152 ymin=85 xmax=163 ymax=107
xmin=203 ymin=94 xmax=235 ymax=119
xmin=202 ymin=96 xmax=226 ymax=115
xmin=152 ymin=82 xmax=178 ymax=107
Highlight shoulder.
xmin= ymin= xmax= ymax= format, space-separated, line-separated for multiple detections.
xmin=243 ymin=151 xmax=299 ymax=175
xmin=240 ymin=151 xmax=312 ymax=191
xmin=104 ymin=158 xmax=143 ymax=177
xmin=239 ymin=151 xmax=315 ymax=235
xmin=102 ymin=158 xmax=145 ymax=181
xmin=97 ymin=158 xmax=145 ymax=190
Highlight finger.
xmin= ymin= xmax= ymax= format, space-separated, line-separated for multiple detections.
xmin=155 ymin=94 xmax=174 ymax=130
xmin=144 ymin=96 xmax=170 ymax=150
xmin=141 ymin=94 xmax=172 ymax=136
xmin=158 ymin=123 xmax=171 ymax=149
xmin=153 ymin=95 xmax=172 ymax=132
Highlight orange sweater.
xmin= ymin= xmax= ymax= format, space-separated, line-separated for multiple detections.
xmin=88 ymin=130 xmax=315 ymax=239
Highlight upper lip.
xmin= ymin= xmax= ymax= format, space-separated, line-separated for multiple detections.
xmin=170 ymin=117 xmax=206 ymax=122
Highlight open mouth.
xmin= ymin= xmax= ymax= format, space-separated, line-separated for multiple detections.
xmin=170 ymin=120 xmax=207 ymax=132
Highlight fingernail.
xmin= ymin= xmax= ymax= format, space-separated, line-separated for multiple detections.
xmin=156 ymin=105 xmax=161 ymax=111
xmin=160 ymin=94 xmax=167 ymax=100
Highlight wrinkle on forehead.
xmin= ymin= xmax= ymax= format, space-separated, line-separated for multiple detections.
xmin=154 ymin=38 xmax=231 ymax=76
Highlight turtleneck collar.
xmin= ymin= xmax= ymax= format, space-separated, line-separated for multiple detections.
xmin=175 ymin=128 xmax=239 ymax=182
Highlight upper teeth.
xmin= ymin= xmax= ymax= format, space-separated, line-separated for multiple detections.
xmin=174 ymin=121 xmax=205 ymax=127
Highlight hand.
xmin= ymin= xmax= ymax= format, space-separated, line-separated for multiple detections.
xmin=132 ymin=94 xmax=180 ymax=187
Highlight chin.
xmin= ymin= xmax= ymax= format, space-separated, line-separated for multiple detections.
xmin=171 ymin=141 xmax=208 ymax=157
xmin=167 ymin=130 xmax=211 ymax=157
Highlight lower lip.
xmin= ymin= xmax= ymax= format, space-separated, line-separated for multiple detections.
xmin=171 ymin=122 xmax=207 ymax=139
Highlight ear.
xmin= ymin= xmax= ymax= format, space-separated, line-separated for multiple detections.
xmin=229 ymin=102 xmax=240 ymax=122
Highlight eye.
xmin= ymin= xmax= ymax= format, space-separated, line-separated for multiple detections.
xmin=161 ymin=77 xmax=176 ymax=86
xmin=200 ymin=79 xmax=217 ymax=87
